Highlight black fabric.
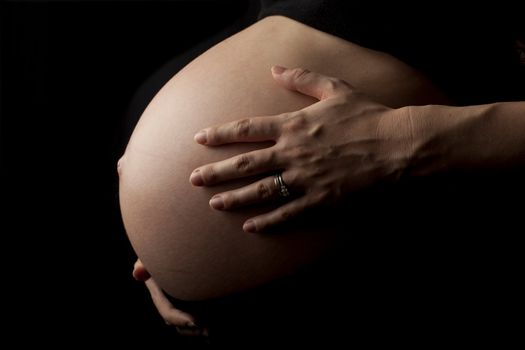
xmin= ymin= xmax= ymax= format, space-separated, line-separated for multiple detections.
xmin=259 ymin=0 xmax=525 ymax=105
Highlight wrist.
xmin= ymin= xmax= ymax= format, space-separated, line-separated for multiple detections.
xmin=391 ymin=104 xmax=451 ymax=179
xmin=376 ymin=106 xmax=418 ymax=182
xmin=402 ymin=104 xmax=485 ymax=177
xmin=400 ymin=104 xmax=448 ymax=178
xmin=389 ymin=102 xmax=525 ymax=179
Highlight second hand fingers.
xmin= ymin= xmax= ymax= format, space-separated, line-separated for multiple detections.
xmin=144 ymin=279 xmax=196 ymax=327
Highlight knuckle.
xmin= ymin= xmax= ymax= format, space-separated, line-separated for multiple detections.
xmin=280 ymin=209 xmax=292 ymax=221
xmin=265 ymin=149 xmax=278 ymax=166
xmin=206 ymin=127 xmax=218 ymax=144
xmin=330 ymin=77 xmax=352 ymax=91
xmin=222 ymin=194 xmax=238 ymax=209
xmin=283 ymin=114 xmax=307 ymax=132
xmin=257 ymin=182 xmax=272 ymax=199
xmin=294 ymin=110 xmax=307 ymax=120
xmin=201 ymin=167 xmax=217 ymax=184
xmin=292 ymin=68 xmax=310 ymax=81
xmin=325 ymin=78 xmax=339 ymax=93
xmin=283 ymin=171 xmax=298 ymax=187
xmin=327 ymin=94 xmax=354 ymax=111
xmin=235 ymin=118 xmax=251 ymax=138
xmin=234 ymin=154 xmax=252 ymax=173
xmin=328 ymin=95 xmax=349 ymax=108
xmin=323 ymin=78 xmax=353 ymax=99
xmin=267 ymin=117 xmax=280 ymax=135
xmin=280 ymin=112 xmax=294 ymax=121
xmin=290 ymin=145 xmax=313 ymax=159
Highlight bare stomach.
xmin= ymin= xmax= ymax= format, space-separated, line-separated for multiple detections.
xmin=118 ymin=16 xmax=448 ymax=301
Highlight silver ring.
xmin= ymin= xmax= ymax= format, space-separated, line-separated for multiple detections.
xmin=274 ymin=173 xmax=290 ymax=197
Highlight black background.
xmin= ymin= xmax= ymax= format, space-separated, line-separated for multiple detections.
xmin=2 ymin=0 xmax=524 ymax=346
xmin=1 ymin=0 xmax=255 ymax=345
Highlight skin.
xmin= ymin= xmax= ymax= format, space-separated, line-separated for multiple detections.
xmin=133 ymin=260 xmax=208 ymax=336
xmin=119 ymin=16 xmax=453 ymax=330
xmin=192 ymin=66 xmax=414 ymax=233
xmin=127 ymin=17 xmax=524 ymax=333
xmin=193 ymin=67 xmax=525 ymax=232
xmin=137 ymin=69 xmax=525 ymax=332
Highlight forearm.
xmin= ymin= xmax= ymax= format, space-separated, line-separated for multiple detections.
xmin=406 ymin=102 xmax=525 ymax=176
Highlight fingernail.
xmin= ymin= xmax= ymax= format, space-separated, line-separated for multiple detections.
xmin=209 ymin=196 xmax=224 ymax=210
xmin=243 ymin=220 xmax=257 ymax=233
xmin=190 ymin=170 xmax=204 ymax=186
xmin=186 ymin=321 xmax=197 ymax=327
xmin=194 ymin=130 xmax=207 ymax=144
xmin=271 ymin=65 xmax=286 ymax=75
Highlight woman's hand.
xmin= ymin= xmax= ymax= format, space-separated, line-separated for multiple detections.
xmin=190 ymin=66 xmax=413 ymax=233
xmin=132 ymin=260 xmax=208 ymax=337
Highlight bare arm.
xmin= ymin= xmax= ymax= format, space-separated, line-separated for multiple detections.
xmin=194 ymin=68 xmax=524 ymax=231
xmin=407 ymin=102 xmax=525 ymax=176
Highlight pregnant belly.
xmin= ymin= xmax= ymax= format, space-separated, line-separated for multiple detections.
xmin=118 ymin=16 xmax=447 ymax=301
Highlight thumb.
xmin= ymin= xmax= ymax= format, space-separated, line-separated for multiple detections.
xmin=271 ymin=65 xmax=352 ymax=100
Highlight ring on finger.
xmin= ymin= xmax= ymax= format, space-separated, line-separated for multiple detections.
xmin=273 ymin=172 xmax=290 ymax=197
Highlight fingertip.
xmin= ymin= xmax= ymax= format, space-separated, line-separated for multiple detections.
xmin=194 ymin=130 xmax=207 ymax=144
xmin=189 ymin=170 xmax=204 ymax=186
xmin=209 ymin=196 xmax=224 ymax=210
xmin=243 ymin=220 xmax=257 ymax=233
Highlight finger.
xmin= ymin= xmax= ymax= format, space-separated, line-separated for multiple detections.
xmin=132 ymin=259 xmax=151 ymax=281
xmin=243 ymin=193 xmax=324 ymax=233
xmin=144 ymin=278 xmax=197 ymax=327
xmin=194 ymin=115 xmax=280 ymax=146
xmin=271 ymin=66 xmax=353 ymax=100
xmin=190 ymin=147 xmax=280 ymax=186
xmin=209 ymin=175 xmax=281 ymax=210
